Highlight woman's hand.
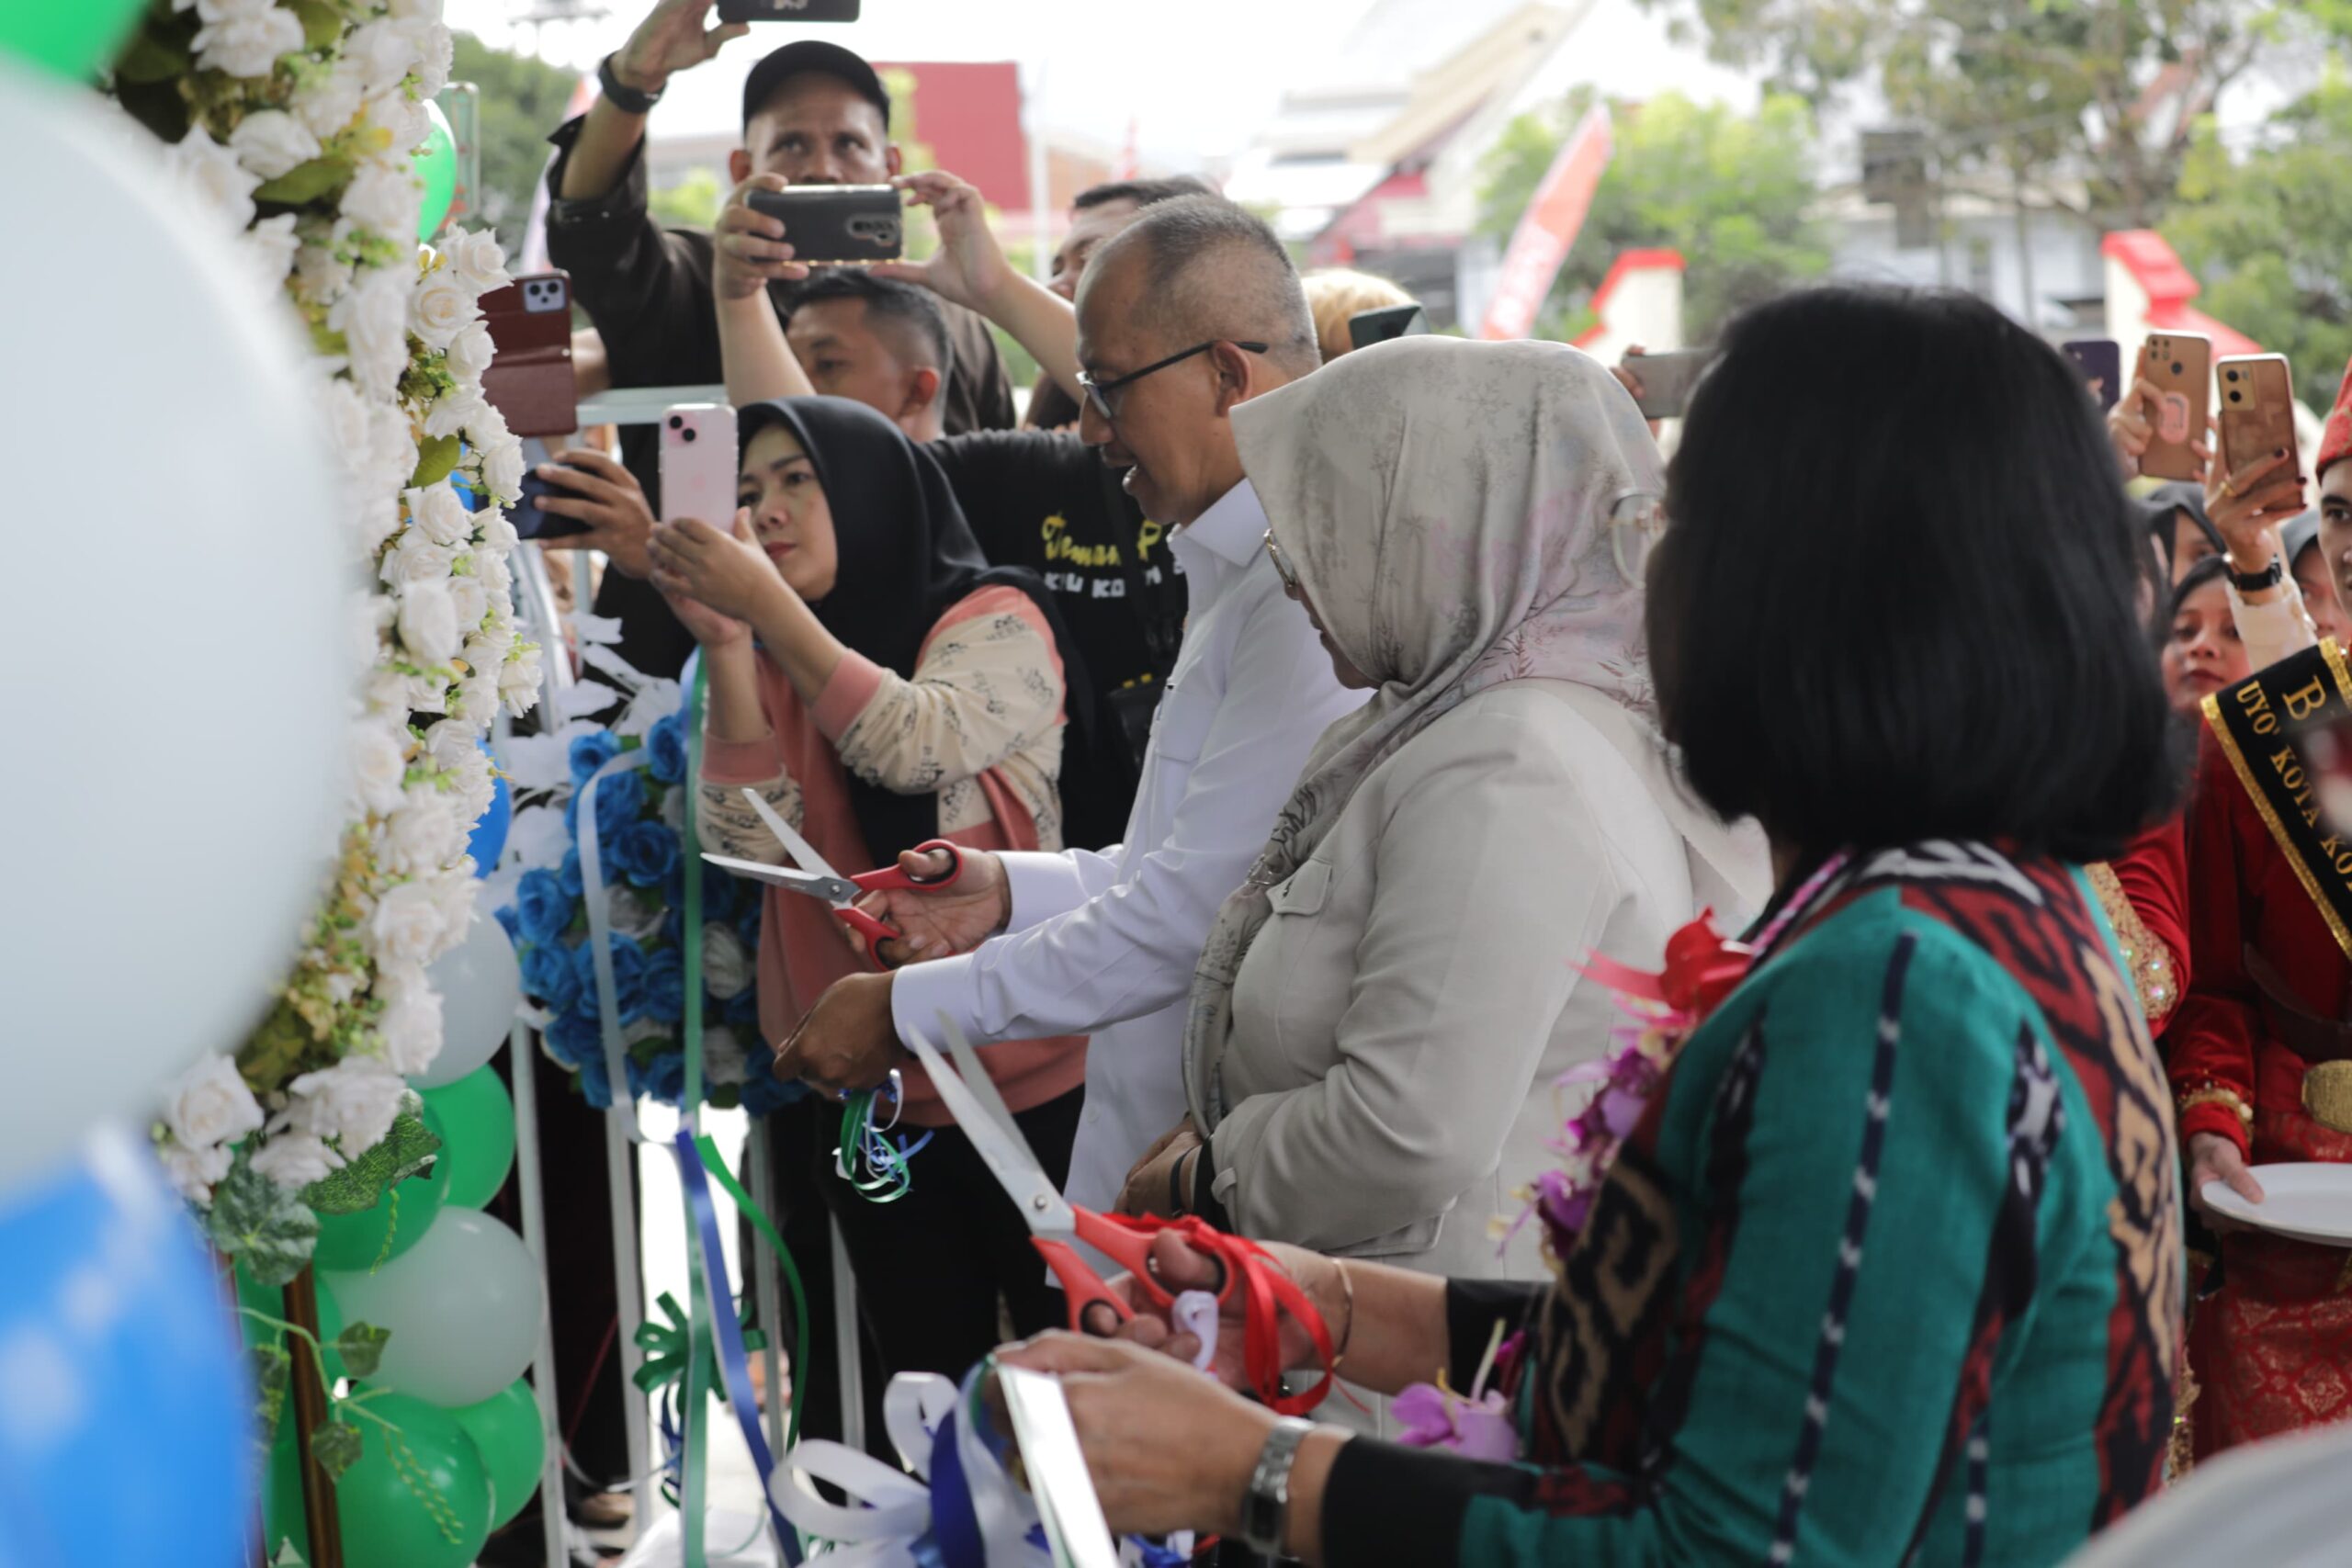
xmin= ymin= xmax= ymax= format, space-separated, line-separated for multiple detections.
xmin=850 ymin=847 xmax=1011 ymax=965
xmin=874 ymin=170 xmax=1016 ymax=314
xmin=1083 ymin=1229 xmax=1347 ymax=1395
xmin=2205 ymin=446 xmax=2307 ymax=570
xmin=2109 ymin=376 xmax=2211 ymax=479
xmin=654 ymin=581 xmax=750 ymax=650
xmin=649 ymin=509 xmax=788 ymax=626
xmin=713 ymin=172 xmax=810 ymax=303
xmin=2188 ymin=1131 xmax=2265 ymax=1230
xmin=1116 ymin=1120 xmax=1204 ymax=1219
xmin=989 ymin=1332 xmax=1277 ymax=1539
xmin=531 ymin=449 xmax=657 ymax=580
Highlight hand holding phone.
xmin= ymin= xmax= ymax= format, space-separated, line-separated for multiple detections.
xmin=525 ymin=449 xmax=658 ymax=581
xmin=871 ymin=170 xmax=1014 ymax=312
xmin=744 ymin=186 xmax=901 ymax=266
xmin=2134 ymin=332 xmax=2212 ymax=482
xmin=1618 ymin=347 xmax=1711 ymax=420
xmin=718 ymin=0 xmax=862 ymax=18
xmin=614 ymin=0 xmax=749 ymax=96
xmin=2063 ymin=339 xmax=2121 ymax=412
xmin=2207 ymin=354 xmax=2308 ymax=559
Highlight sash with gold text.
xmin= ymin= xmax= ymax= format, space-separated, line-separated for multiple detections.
xmin=2202 ymin=638 xmax=2352 ymax=960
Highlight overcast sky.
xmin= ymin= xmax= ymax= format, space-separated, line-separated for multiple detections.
xmin=444 ymin=0 xmax=1383 ymax=166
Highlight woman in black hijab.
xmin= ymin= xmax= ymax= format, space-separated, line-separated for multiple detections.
xmin=650 ymin=395 xmax=1089 ymax=1438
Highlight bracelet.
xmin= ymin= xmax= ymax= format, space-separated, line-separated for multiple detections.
xmin=1329 ymin=1258 xmax=1355 ymax=1372
xmin=2177 ymin=1083 xmax=2254 ymax=1126
xmin=1168 ymin=1145 xmax=1192 ymax=1218
xmin=597 ymin=51 xmax=663 ymax=116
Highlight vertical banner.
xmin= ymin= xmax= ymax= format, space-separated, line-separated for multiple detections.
xmin=1478 ymin=103 xmax=1614 ymax=342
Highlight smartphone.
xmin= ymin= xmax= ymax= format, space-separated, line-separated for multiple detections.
xmin=1622 ymin=348 xmax=1712 ymax=420
xmin=2137 ymin=332 xmax=2211 ymax=482
xmin=746 ymin=186 xmax=902 ymax=265
xmin=479 ymin=272 xmax=577 ymax=438
xmin=513 ymin=468 xmax=591 ymax=541
xmin=718 ymin=0 xmax=861 ymax=17
xmin=660 ymin=404 xmax=739 ymax=527
xmin=2217 ymin=354 xmax=2302 ymax=506
xmin=1346 ymin=303 xmax=1427 ymax=353
xmin=2063 ymin=338 xmax=2121 ymax=412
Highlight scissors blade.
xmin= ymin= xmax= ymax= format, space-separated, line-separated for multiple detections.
xmin=698 ymin=852 xmax=861 ymax=906
xmin=935 ymin=1011 xmax=1048 ymax=1175
xmin=904 ymin=1020 xmax=1075 ymax=1240
xmin=739 ymin=788 xmax=855 ymax=890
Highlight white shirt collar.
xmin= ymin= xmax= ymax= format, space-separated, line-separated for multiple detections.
xmin=1171 ymin=479 xmax=1267 ymax=569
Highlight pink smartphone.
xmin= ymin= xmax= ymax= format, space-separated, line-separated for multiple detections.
xmin=659 ymin=403 xmax=739 ymax=526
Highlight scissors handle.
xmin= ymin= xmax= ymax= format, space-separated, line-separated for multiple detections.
xmin=831 ymin=905 xmax=901 ymax=967
xmin=853 ymin=839 xmax=966 ymax=895
xmin=1034 ymin=1237 xmax=1135 ymax=1332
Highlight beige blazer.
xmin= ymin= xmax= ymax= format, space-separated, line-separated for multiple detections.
xmin=1193 ymin=677 xmax=1769 ymax=1283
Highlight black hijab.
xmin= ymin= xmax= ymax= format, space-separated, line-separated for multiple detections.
xmin=737 ymin=397 xmax=1086 ymax=866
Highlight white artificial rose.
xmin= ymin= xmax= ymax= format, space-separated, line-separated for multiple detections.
xmin=447 ymin=571 xmax=490 ymax=636
xmin=354 ymin=493 xmax=402 ymax=558
xmin=286 ymin=1059 xmax=411 ymax=1156
xmin=368 ymin=400 xmax=420 ymax=495
xmin=193 ymin=2 xmax=302 ymax=79
xmin=368 ymin=878 xmax=451 ymax=965
xmin=251 ymin=1133 xmax=343 ymax=1190
xmin=702 ymin=923 xmax=754 ymax=1000
xmin=422 ymin=716 xmax=476 ymax=774
xmin=350 ymin=719 xmax=410 ymax=816
xmin=330 ymin=267 xmax=411 ymax=400
xmin=228 ymin=109 xmax=320 ymax=179
xmin=500 ymin=644 xmax=544 ymax=717
xmin=608 ymin=887 xmax=667 ymax=942
xmin=344 ymin=20 xmax=415 ymax=94
xmin=164 ymin=1054 xmax=266 ymax=1149
xmin=382 ymin=790 xmax=466 ymax=874
xmin=408 ymin=670 xmax=453 ymax=714
xmin=444 ymin=320 xmax=494 ymax=382
xmin=160 ymin=1139 xmax=235 ymax=1203
xmin=402 ymin=18 xmax=455 ymax=98
xmin=702 ymin=1025 xmax=749 ymax=1088
xmin=430 ymin=870 xmax=480 ymax=958
xmin=474 ymin=545 xmax=513 ymax=599
xmin=380 ymin=526 xmax=458 ymax=589
xmin=295 ymin=55 xmax=368 ymax=140
xmin=347 ymin=585 xmax=393 ymax=668
xmin=167 ymin=130 xmax=261 ymax=231
xmin=244 ymin=212 xmax=300 ymax=290
xmin=374 ymin=961 xmax=445 ymax=1077
xmin=462 ymin=626 xmax=508 ymax=682
xmin=447 ymin=669 xmax=496 ymax=725
xmin=362 ymin=90 xmax=430 ymax=163
xmin=398 ymin=578 xmax=461 ymax=665
xmin=293 ymin=241 xmax=352 ymax=308
xmin=405 ymin=480 xmax=470 ymax=547
xmin=409 ymin=268 xmax=475 ymax=349
xmin=441 ymin=228 xmax=512 ymax=298
xmin=321 ymin=378 xmax=373 ymax=470
xmin=476 ymin=504 xmax=519 ymax=551
xmin=481 ymin=434 xmax=526 ymax=502
xmin=342 ymin=162 xmax=422 ymax=243
xmin=424 ymin=387 xmax=487 ymax=440
xmin=385 ymin=0 xmax=444 ymax=19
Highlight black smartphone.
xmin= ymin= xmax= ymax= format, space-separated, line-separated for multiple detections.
xmin=718 ymin=0 xmax=861 ymax=19
xmin=513 ymin=468 xmax=592 ymax=541
xmin=1347 ymin=303 xmax=1427 ymax=353
xmin=1623 ymin=348 xmax=1712 ymax=420
xmin=2064 ymin=338 xmax=2122 ymax=412
xmin=746 ymin=186 xmax=902 ymax=265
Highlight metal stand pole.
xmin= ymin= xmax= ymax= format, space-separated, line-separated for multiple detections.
xmin=746 ymin=1129 xmax=787 ymax=1461
xmin=607 ymin=1100 xmax=655 ymax=1529
xmin=507 ymin=1013 xmax=570 ymax=1568
xmin=281 ymin=1268 xmax=345 ymax=1568
xmin=830 ymin=1215 xmax=864 ymax=1455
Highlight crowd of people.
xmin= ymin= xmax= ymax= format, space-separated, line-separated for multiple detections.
xmin=503 ymin=1 xmax=2352 ymax=1561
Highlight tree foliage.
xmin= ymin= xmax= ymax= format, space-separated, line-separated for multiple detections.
xmin=1476 ymin=90 xmax=1829 ymax=343
xmin=449 ymin=31 xmax=583 ymax=262
xmin=1648 ymin=0 xmax=2298 ymax=228
xmin=2164 ymin=78 xmax=2352 ymax=412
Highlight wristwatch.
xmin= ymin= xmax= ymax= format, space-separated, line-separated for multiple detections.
xmin=597 ymin=52 xmax=663 ymax=116
xmin=1239 ymin=1416 xmax=1315 ymax=1557
xmin=2227 ymin=550 xmax=2284 ymax=594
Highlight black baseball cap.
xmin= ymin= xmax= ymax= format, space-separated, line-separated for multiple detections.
xmin=741 ymin=40 xmax=891 ymax=130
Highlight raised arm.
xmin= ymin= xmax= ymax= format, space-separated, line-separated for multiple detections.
xmin=558 ymin=0 xmax=746 ymax=203
xmin=875 ymin=171 xmax=1082 ymax=404
xmin=714 ymin=174 xmax=817 ymax=407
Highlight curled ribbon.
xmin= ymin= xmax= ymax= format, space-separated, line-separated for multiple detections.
xmin=631 ymin=1292 xmax=766 ymax=1403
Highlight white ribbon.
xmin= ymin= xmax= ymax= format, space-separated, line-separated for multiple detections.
xmin=1172 ymin=1291 xmax=1219 ymax=1374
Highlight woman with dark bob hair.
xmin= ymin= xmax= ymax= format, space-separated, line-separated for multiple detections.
xmin=986 ymin=287 xmax=2185 ymax=1566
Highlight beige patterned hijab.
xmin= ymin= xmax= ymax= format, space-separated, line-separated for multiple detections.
xmin=1183 ymin=335 xmax=1666 ymax=1126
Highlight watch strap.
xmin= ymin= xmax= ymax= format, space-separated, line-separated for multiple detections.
xmin=2228 ymin=551 xmax=2285 ymax=594
xmin=597 ymin=52 xmax=663 ymax=115
xmin=1239 ymin=1416 xmax=1315 ymax=1556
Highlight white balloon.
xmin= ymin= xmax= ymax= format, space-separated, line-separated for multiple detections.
xmin=0 ymin=64 xmax=351 ymax=1189
xmin=413 ymin=911 xmax=520 ymax=1088
xmin=324 ymin=1209 xmax=545 ymax=1407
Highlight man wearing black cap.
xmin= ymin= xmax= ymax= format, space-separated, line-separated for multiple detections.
xmin=540 ymin=0 xmax=1018 ymax=676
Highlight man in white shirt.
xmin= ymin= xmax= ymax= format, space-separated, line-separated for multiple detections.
xmin=775 ymin=195 xmax=1368 ymax=1214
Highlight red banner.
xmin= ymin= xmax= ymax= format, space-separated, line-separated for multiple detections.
xmin=1478 ymin=105 xmax=1613 ymax=342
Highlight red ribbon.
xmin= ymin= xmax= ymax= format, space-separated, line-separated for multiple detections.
xmin=1093 ymin=1213 xmax=1339 ymax=1416
xmin=1574 ymin=908 xmax=1753 ymax=1023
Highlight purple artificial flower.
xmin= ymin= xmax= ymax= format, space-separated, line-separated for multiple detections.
xmin=1393 ymin=1382 xmax=1519 ymax=1463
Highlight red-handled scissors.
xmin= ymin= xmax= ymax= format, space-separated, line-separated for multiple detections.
xmin=703 ymin=788 xmax=963 ymax=965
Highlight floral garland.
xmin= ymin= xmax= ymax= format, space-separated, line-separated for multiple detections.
xmin=113 ymin=0 xmax=538 ymax=1283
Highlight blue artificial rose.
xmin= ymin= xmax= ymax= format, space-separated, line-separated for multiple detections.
xmin=544 ymin=1009 xmax=600 ymax=1070
xmin=558 ymin=847 xmax=585 ymax=899
xmin=493 ymin=903 xmax=522 ymax=945
xmin=662 ymin=855 xmax=738 ymax=922
xmin=570 ymin=932 xmax=649 ymax=1021
xmin=519 ymin=938 xmax=582 ymax=1013
xmin=569 ymin=730 xmax=623 ymax=786
xmin=735 ymin=899 xmax=763 ymax=953
xmin=593 ymin=768 xmax=646 ymax=846
xmin=724 ymin=985 xmax=760 ymax=1028
xmin=628 ymin=1050 xmax=687 ymax=1106
xmin=514 ymin=868 xmax=574 ymax=948
xmin=646 ymin=713 xmax=689 ymax=785
xmin=612 ymin=820 xmax=681 ymax=890
xmin=639 ymin=946 xmax=686 ymax=1022
xmin=575 ymin=1051 xmax=613 ymax=1110
xmin=740 ymin=1047 xmax=808 ymax=1117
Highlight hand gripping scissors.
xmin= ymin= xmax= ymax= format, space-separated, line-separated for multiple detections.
xmin=700 ymin=787 xmax=965 ymax=966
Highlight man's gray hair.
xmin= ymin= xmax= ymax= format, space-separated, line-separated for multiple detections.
xmin=1088 ymin=195 xmax=1320 ymax=378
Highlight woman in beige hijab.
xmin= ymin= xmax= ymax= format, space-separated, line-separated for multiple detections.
xmin=1115 ymin=335 xmax=1768 ymax=1291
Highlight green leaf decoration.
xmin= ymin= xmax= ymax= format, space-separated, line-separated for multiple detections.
xmin=288 ymin=0 xmax=343 ymax=50
xmin=300 ymin=1111 xmax=440 ymax=1215
xmin=334 ymin=1322 xmax=391 ymax=1381
xmin=310 ymin=1416 xmax=365 ymax=1482
xmin=410 ymin=434 xmax=462 ymax=489
xmin=252 ymin=1341 xmax=291 ymax=1445
xmin=208 ymin=1149 xmax=321 ymax=1287
xmin=114 ymin=29 xmax=192 ymax=85
xmin=254 ymin=155 xmax=353 ymax=207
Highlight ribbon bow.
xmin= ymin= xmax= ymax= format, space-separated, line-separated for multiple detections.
xmin=1572 ymin=908 xmax=1753 ymax=1027
xmin=631 ymin=1292 xmax=766 ymax=1400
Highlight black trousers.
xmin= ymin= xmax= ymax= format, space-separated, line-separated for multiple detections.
xmin=763 ymin=1083 xmax=1083 ymax=1457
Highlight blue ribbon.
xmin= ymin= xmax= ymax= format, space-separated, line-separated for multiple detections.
xmin=673 ymin=1124 xmax=803 ymax=1565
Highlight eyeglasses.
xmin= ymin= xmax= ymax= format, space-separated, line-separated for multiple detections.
xmin=1077 ymin=340 xmax=1270 ymax=424
xmin=1262 ymin=528 xmax=1301 ymax=593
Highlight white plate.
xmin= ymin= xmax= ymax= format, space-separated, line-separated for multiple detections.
xmin=2201 ymin=1163 xmax=2352 ymax=1245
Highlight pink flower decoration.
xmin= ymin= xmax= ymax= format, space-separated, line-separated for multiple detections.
xmin=1394 ymin=1382 xmax=1521 ymax=1464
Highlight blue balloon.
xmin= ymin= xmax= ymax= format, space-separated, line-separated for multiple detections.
xmin=468 ymin=738 xmax=511 ymax=876
xmin=0 ymin=1127 xmax=254 ymax=1566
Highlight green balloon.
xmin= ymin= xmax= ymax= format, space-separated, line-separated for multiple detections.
xmin=311 ymin=1103 xmax=453 ymax=1273
xmin=418 ymin=1067 xmax=514 ymax=1211
xmin=0 ymin=0 xmax=144 ymax=83
xmin=265 ymin=1393 xmax=491 ymax=1568
xmin=449 ymin=1378 xmax=546 ymax=1529
xmin=235 ymin=1264 xmax=346 ymax=1384
xmin=415 ymin=99 xmax=457 ymax=240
